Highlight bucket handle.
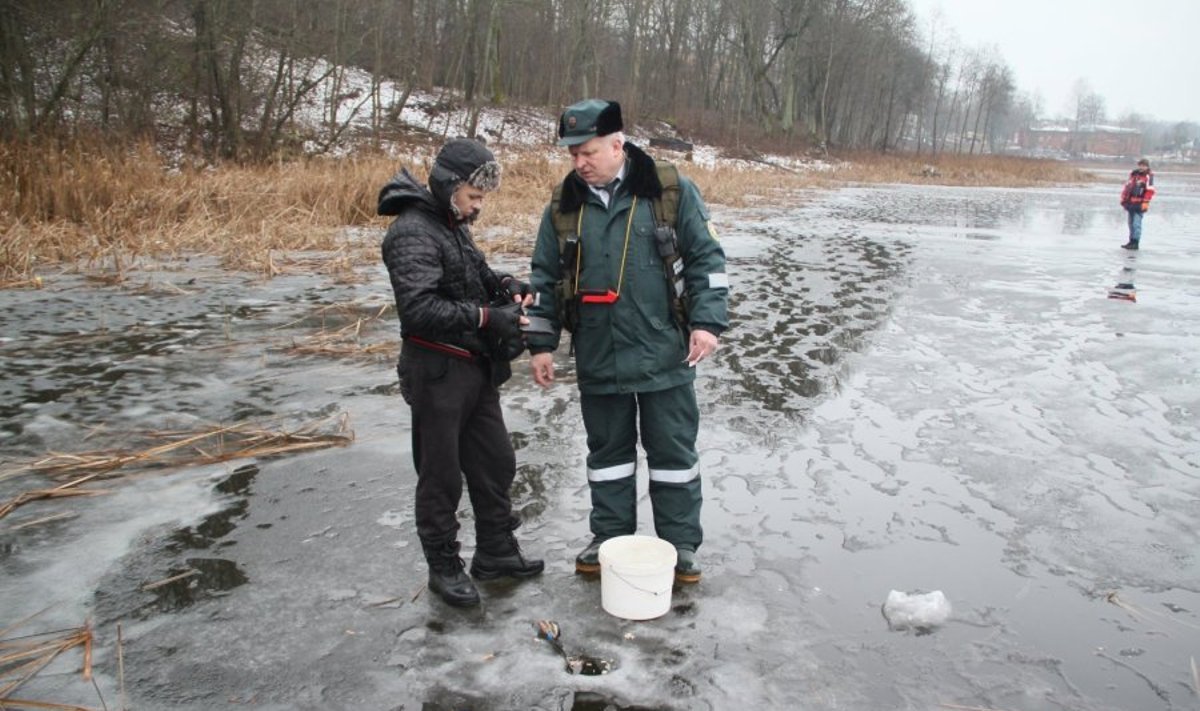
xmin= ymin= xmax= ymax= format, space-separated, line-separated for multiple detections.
xmin=609 ymin=568 xmax=672 ymax=597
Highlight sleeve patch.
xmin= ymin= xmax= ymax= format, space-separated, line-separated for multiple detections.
xmin=708 ymin=273 xmax=729 ymax=289
xmin=706 ymin=221 xmax=719 ymax=241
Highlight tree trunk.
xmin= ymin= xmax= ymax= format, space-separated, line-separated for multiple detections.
xmin=0 ymin=3 xmax=38 ymax=137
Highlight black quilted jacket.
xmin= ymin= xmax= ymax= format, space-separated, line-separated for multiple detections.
xmin=378 ymin=169 xmax=507 ymax=364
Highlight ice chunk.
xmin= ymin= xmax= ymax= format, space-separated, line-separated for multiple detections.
xmin=882 ymin=589 xmax=952 ymax=632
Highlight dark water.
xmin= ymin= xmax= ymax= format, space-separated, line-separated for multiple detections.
xmin=2 ymin=170 xmax=1198 ymax=710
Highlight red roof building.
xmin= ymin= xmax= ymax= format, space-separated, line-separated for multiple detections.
xmin=1018 ymin=124 xmax=1142 ymax=158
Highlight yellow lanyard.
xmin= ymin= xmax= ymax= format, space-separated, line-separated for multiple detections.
xmin=575 ymin=196 xmax=637 ymax=300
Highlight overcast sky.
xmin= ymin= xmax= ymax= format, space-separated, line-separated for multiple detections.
xmin=906 ymin=0 xmax=1200 ymax=124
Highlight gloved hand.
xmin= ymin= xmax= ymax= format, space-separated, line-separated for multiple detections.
xmin=500 ymin=275 xmax=533 ymax=300
xmin=480 ymin=302 xmax=523 ymax=340
xmin=1141 ymin=202 xmax=1149 ymax=212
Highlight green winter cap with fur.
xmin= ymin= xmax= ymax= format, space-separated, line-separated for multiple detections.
xmin=557 ymin=99 xmax=624 ymax=146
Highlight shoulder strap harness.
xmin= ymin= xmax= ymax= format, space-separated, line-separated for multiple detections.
xmin=550 ymin=161 xmax=687 ymax=335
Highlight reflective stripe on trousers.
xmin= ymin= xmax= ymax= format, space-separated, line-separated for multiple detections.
xmin=587 ymin=462 xmax=700 ymax=484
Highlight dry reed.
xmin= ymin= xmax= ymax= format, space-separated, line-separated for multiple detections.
xmin=0 ymin=276 xmax=45 ymax=290
xmin=0 ymin=416 xmax=354 ymax=522
xmin=0 ymin=475 xmax=110 ymax=521
xmin=139 ymin=569 xmax=200 ymax=592
xmin=827 ymin=151 xmax=1091 ymax=187
xmin=285 ymin=321 xmax=397 ymax=359
xmin=276 ymin=301 xmax=396 ymax=358
xmin=1 ymin=136 xmax=1095 ymax=285
xmin=0 ymin=615 xmax=96 ymax=710
xmin=2 ymin=416 xmax=353 ymax=483
xmin=6 ymin=511 xmax=79 ymax=531
xmin=1 ymin=136 xmax=384 ymax=281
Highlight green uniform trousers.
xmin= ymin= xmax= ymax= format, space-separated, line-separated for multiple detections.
xmin=580 ymin=382 xmax=703 ymax=551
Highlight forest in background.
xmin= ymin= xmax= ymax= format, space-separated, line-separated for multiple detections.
xmin=0 ymin=0 xmax=1107 ymax=283
xmin=2 ymin=0 xmax=1041 ymax=160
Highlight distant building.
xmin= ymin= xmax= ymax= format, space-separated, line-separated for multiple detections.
xmin=1017 ymin=124 xmax=1142 ymax=158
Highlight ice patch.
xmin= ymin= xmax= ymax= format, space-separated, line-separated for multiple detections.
xmin=882 ymin=589 xmax=952 ymax=632
xmin=376 ymin=509 xmax=407 ymax=529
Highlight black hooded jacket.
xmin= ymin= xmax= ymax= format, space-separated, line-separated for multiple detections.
xmin=378 ymin=168 xmax=509 ymax=377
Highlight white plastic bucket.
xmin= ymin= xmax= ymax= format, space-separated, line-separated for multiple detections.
xmin=598 ymin=535 xmax=677 ymax=620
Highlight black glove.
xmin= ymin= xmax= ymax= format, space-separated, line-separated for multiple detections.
xmin=480 ymin=302 xmax=523 ymax=340
xmin=500 ymin=275 xmax=533 ymax=300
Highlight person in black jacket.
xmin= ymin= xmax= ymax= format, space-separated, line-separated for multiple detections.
xmin=379 ymin=138 xmax=543 ymax=608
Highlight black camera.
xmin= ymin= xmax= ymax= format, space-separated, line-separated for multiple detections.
xmin=486 ymin=296 xmax=527 ymax=362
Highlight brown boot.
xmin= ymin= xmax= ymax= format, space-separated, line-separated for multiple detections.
xmin=574 ymin=538 xmax=605 ymax=574
xmin=674 ymin=548 xmax=702 ymax=584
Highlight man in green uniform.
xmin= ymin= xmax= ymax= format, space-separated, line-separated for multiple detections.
xmin=527 ymin=99 xmax=729 ymax=584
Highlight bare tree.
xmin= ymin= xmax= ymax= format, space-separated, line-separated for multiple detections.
xmin=0 ymin=0 xmax=1039 ymax=157
xmin=1069 ymin=77 xmax=1106 ymax=128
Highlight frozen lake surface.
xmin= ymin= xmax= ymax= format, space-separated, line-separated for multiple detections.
xmin=2 ymin=168 xmax=1198 ymax=710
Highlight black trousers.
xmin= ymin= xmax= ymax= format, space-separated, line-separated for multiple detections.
xmin=398 ymin=343 xmax=518 ymax=549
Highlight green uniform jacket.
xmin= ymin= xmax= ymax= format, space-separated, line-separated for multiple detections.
xmin=527 ymin=142 xmax=729 ymax=395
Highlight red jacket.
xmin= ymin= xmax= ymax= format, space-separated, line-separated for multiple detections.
xmin=1120 ymin=169 xmax=1155 ymax=210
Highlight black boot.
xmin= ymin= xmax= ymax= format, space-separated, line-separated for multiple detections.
xmin=470 ymin=533 xmax=545 ymax=580
xmin=423 ymin=541 xmax=480 ymax=607
xmin=1121 ymin=241 xmax=1139 ymax=250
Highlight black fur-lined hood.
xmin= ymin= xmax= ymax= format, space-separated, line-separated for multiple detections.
xmin=377 ymin=168 xmax=439 ymax=217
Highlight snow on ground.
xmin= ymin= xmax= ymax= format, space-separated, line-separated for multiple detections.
xmin=281 ymin=53 xmax=833 ymax=173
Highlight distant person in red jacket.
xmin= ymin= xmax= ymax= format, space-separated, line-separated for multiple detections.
xmin=1119 ymin=158 xmax=1155 ymax=250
